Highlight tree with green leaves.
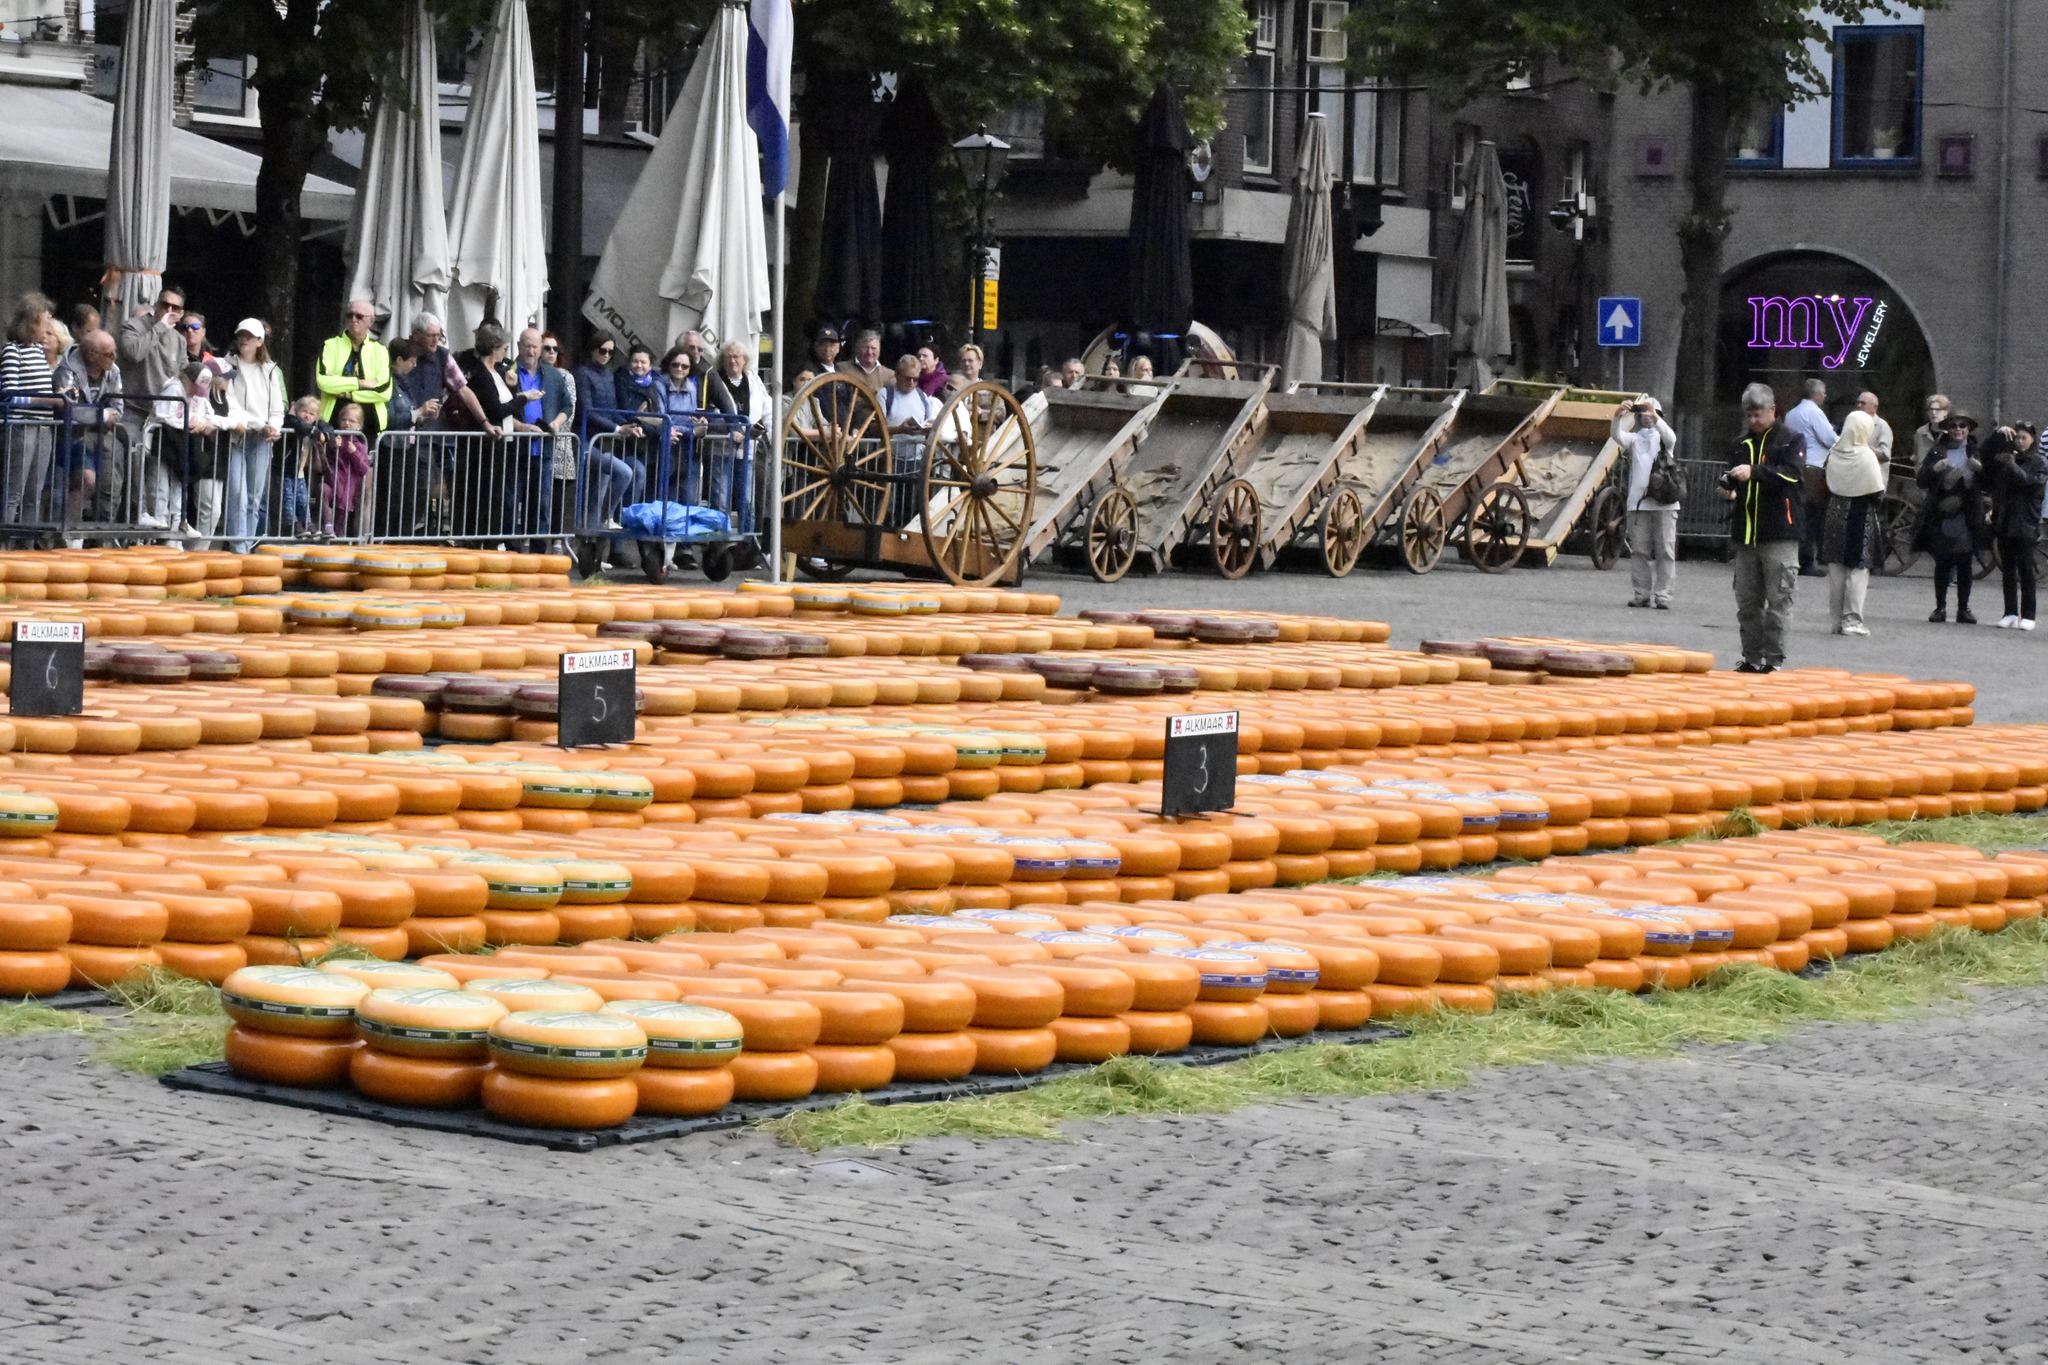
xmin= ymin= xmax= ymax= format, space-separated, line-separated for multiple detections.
xmin=787 ymin=0 xmax=1248 ymax=331
xmin=1346 ymin=0 xmax=1899 ymax=424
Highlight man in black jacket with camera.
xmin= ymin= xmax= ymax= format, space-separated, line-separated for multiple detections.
xmin=1724 ymin=382 xmax=1808 ymax=673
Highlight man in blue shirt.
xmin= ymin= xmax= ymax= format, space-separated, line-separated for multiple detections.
xmin=1782 ymin=377 xmax=1837 ymax=576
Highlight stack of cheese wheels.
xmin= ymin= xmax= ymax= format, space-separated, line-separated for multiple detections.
xmin=54 ymin=882 xmax=169 ymax=990
xmin=682 ymin=989 xmax=823 ymax=1102
xmin=0 ymin=888 xmax=73 ymax=998
xmin=349 ymin=979 xmax=505 ymax=1108
xmin=928 ymin=957 xmax=1063 ymax=1076
xmin=483 ymin=1006 xmax=648 ymax=1128
xmin=602 ymin=999 xmax=743 ymax=1115
xmin=1153 ymin=947 xmax=1271 ymax=1046
xmin=1015 ymin=932 xmax=1138 ymax=1063
xmin=220 ymin=964 xmax=369 ymax=1086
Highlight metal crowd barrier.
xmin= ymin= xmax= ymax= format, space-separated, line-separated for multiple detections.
xmin=1675 ymin=457 xmax=1734 ymax=550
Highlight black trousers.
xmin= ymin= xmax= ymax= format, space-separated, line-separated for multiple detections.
xmin=1999 ymin=536 xmax=2038 ymax=620
xmin=1933 ymin=553 xmax=1975 ymax=609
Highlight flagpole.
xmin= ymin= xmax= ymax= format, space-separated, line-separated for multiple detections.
xmin=769 ymin=191 xmax=786 ymax=583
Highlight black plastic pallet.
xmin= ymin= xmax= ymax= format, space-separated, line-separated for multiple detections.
xmin=159 ymin=1025 xmax=1405 ymax=1153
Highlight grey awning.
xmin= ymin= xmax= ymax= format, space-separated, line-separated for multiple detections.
xmin=0 ymin=82 xmax=353 ymax=218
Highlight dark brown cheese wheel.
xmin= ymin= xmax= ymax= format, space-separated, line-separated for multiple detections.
xmin=481 ymin=1070 xmax=639 ymax=1128
xmin=225 ymin=1024 xmax=359 ymax=1087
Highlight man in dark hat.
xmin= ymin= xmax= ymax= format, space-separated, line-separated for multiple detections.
xmin=810 ymin=325 xmax=841 ymax=378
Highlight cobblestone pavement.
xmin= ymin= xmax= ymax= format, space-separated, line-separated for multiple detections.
xmin=7 ymin=988 xmax=2048 ymax=1363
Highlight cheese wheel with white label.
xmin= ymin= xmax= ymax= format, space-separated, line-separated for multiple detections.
xmin=354 ymin=987 xmax=507 ymax=1058
xmin=221 ymin=964 xmax=369 ymax=1037
xmin=488 ymin=1010 xmax=648 ymax=1078
xmin=601 ymin=1000 xmax=744 ymax=1069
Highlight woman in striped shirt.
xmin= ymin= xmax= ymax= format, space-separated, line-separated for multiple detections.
xmin=0 ymin=292 xmax=61 ymax=530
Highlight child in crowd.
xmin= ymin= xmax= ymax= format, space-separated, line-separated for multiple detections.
xmin=279 ymin=395 xmax=325 ymax=537
xmin=322 ymin=401 xmax=371 ymax=537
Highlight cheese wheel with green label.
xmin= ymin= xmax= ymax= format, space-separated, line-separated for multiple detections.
xmin=349 ymin=1049 xmax=489 ymax=1108
xmin=318 ymin=960 xmax=460 ymax=992
xmin=225 ymin=1024 xmax=358 ymax=1086
xmin=445 ymin=856 xmax=565 ymax=910
xmin=481 ymin=1070 xmax=639 ymax=1128
xmin=601 ymin=1000 xmax=744 ymax=1068
xmin=221 ymin=964 xmax=369 ymax=1037
xmin=353 ymin=987 xmax=508 ymax=1058
xmin=462 ymin=978 xmax=605 ymax=1015
xmin=488 ymin=1010 xmax=648 ymax=1078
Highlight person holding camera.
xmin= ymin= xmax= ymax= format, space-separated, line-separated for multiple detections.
xmin=1611 ymin=395 xmax=1680 ymax=609
xmin=1723 ymin=383 xmax=1807 ymax=673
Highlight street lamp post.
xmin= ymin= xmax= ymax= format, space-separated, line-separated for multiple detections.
xmin=952 ymin=126 xmax=1011 ymax=347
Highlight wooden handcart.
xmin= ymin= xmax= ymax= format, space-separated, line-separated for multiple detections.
xmin=1391 ymin=384 xmax=1565 ymax=573
xmin=1114 ymin=368 xmax=1276 ymax=577
xmin=1021 ymin=376 xmax=1175 ymax=583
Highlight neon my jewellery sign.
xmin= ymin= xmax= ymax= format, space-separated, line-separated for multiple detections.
xmin=1748 ymin=294 xmax=1889 ymax=369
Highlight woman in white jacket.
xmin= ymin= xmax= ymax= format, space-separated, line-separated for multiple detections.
xmin=1821 ymin=408 xmax=1887 ymax=636
xmin=220 ymin=318 xmax=285 ymax=552
xmin=1612 ymin=395 xmax=1680 ymax=609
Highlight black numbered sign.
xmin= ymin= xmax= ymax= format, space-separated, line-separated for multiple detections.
xmin=1161 ymin=710 xmax=1239 ymax=817
xmin=10 ymin=620 xmax=83 ymax=717
xmin=557 ymin=647 xmax=636 ymax=748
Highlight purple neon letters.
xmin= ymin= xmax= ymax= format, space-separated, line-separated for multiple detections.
xmin=1747 ymin=295 xmax=1878 ymax=369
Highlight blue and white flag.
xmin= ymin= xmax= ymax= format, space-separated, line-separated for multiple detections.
xmin=746 ymin=0 xmax=792 ymax=198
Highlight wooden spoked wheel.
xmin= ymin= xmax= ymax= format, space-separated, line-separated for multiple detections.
xmin=1085 ymin=483 xmax=1138 ymax=583
xmin=920 ymin=380 xmax=1037 ymax=587
xmin=1209 ymin=478 xmax=1261 ymax=579
xmin=779 ymin=372 xmax=891 ymax=526
xmin=1875 ymin=492 xmax=1919 ymax=576
xmin=1318 ymin=483 xmax=1366 ymax=577
xmin=1466 ymin=480 xmax=1531 ymax=574
xmin=1399 ymin=485 xmax=1447 ymax=573
xmin=1587 ymin=484 xmax=1628 ymax=571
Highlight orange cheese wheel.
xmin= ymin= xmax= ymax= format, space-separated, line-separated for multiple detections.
xmin=1363 ymin=983 xmax=1437 ymax=1018
xmin=134 ymin=890 xmax=252 ymax=944
xmin=317 ymin=960 xmax=460 ymax=992
xmin=1431 ymin=983 xmax=1498 ymax=1013
xmin=225 ymin=1025 xmax=358 ymax=1087
xmin=488 ymin=1010 xmax=648 ymax=1078
xmin=48 ymin=891 xmax=167 ymax=948
xmin=1384 ymin=933 xmax=1495 ymax=984
xmin=929 ymin=965 xmax=1065 ymax=1029
xmin=1148 ymin=947 xmax=1267 ymax=1002
xmin=727 ymin=1050 xmax=818 ymax=1100
xmin=481 ymin=1070 xmax=639 ymax=1128
xmin=349 ymin=1049 xmax=488 ymax=1108
xmin=464 ymin=978 xmax=606 ymax=1014
xmin=806 ymin=1042 xmax=896 ymax=1092
xmin=767 ymin=988 xmax=905 ymax=1045
xmin=478 ymin=910 xmax=562 ymax=946
xmin=1259 ymin=991 xmax=1320 ymax=1037
xmin=1582 ymin=958 xmax=1647 ymax=992
xmin=1119 ymin=1009 xmax=1194 ymax=1054
xmin=1020 ymin=961 xmax=1134 ymax=1017
xmin=0 ymin=948 xmax=73 ymax=996
xmin=0 ymin=900 xmax=70 ymax=951
xmin=885 ymin=1030 xmax=978 ymax=1080
xmin=234 ymin=935 xmax=331 ymax=967
xmin=681 ymin=993 xmax=822 ymax=1051
xmin=220 ymin=964 xmax=369 ymax=1035
xmin=230 ymin=884 xmax=344 ymax=938
xmin=415 ymin=953 xmax=541 ymax=983
xmin=1184 ymin=1000 xmax=1269 ymax=1046
xmin=838 ymin=977 xmax=976 ymax=1032
xmin=1048 ymin=1015 xmax=1131 ymax=1063
xmin=1268 ymin=938 xmax=1378 ymax=990
xmin=1310 ymin=988 xmax=1375 ymax=1031
xmin=1072 ymin=952 xmax=1202 ymax=1012
xmin=966 ymin=1024 xmax=1058 ymax=1074
xmin=633 ymin=1064 xmax=736 ymax=1115
xmin=1435 ymin=925 xmax=1551 ymax=976
xmin=296 ymin=870 xmax=414 ymax=928
xmin=549 ymin=972 xmax=682 ymax=1003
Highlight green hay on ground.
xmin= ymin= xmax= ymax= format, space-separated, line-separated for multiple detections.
xmin=763 ymin=924 xmax=2048 ymax=1152
xmin=1866 ymin=812 xmax=2048 ymax=849
xmin=93 ymin=968 xmax=229 ymax=1075
xmin=0 ymin=999 xmax=104 ymax=1039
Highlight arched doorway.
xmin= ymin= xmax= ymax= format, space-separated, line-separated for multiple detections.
xmin=1717 ymin=251 xmax=1935 ymax=444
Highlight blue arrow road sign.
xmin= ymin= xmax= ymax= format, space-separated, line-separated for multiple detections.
xmin=1598 ymin=297 xmax=1642 ymax=348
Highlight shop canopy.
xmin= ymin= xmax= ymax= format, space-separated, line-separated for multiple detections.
xmin=0 ymin=83 xmax=354 ymax=219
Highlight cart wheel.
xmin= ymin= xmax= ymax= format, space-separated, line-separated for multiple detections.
xmin=702 ymin=544 xmax=733 ymax=582
xmin=732 ymin=541 xmax=762 ymax=572
xmin=637 ymin=542 xmax=668 ymax=586
xmin=796 ymin=556 xmax=854 ymax=582
xmin=1466 ymin=481 xmax=1531 ymax=574
xmin=573 ymin=537 xmax=604 ymax=580
xmin=779 ymin=372 xmax=892 ymax=525
xmin=921 ymin=381 xmax=1038 ymax=586
xmin=1588 ymin=485 xmax=1628 ymax=571
xmin=1207 ymin=478 xmax=1261 ymax=580
xmin=1317 ymin=483 xmax=1366 ymax=577
xmin=1085 ymin=483 xmax=1138 ymax=583
xmin=1875 ymin=493 xmax=1919 ymax=575
xmin=1398 ymin=485 xmax=1447 ymax=574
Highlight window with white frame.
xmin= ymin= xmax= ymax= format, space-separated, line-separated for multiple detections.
xmin=1834 ymin=25 xmax=1921 ymax=165
xmin=1449 ymin=123 xmax=1477 ymax=209
xmin=1241 ymin=0 xmax=1277 ymax=175
xmin=1307 ymin=1 xmax=1398 ymax=186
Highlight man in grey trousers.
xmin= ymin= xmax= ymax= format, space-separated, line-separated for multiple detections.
xmin=1722 ymin=383 xmax=1808 ymax=673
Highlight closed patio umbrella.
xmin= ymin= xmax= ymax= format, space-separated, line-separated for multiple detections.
xmin=344 ymin=0 xmax=450 ymax=342
xmin=1281 ymin=112 xmax=1336 ymax=388
xmin=813 ymin=74 xmax=882 ymax=330
xmin=582 ymin=0 xmax=770 ymax=354
xmin=878 ymin=79 xmax=943 ymax=326
xmin=444 ymin=0 xmax=549 ymax=348
xmin=1125 ymin=83 xmax=1193 ymax=344
xmin=102 ymin=0 xmax=173 ymax=321
xmin=1446 ymin=139 xmax=1512 ymax=390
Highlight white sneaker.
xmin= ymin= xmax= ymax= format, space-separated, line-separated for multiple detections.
xmin=1998 ymin=615 xmax=2019 ymax=628
xmin=135 ymin=512 xmax=165 ymax=529
xmin=62 ymin=536 xmax=82 ymax=549
xmin=2024 ymin=620 xmax=2038 ymax=631
xmin=1842 ymin=623 xmax=1869 ymax=637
